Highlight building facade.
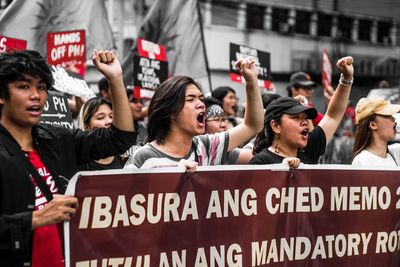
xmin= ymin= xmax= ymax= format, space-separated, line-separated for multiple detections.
xmin=2 ymin=0 xmax=400 ymax=106
xmin=199 ymin=0 xmax=400 ymax=107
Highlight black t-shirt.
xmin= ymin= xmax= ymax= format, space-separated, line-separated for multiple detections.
xmin=250 ymin=126 xmax=326 ymax=165
xmin=79 ymin=156 xmax=127 ymax=171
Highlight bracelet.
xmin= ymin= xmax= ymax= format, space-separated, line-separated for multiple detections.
xmin=339 ymin=73 xmax=353 ymax=86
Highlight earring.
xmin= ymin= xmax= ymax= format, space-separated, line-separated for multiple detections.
xmin=274 ymin=134 xmax=280 ymax=154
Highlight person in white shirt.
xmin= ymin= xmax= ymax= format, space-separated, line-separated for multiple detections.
xmin=351 ymin=97 xmax=400 ymax=166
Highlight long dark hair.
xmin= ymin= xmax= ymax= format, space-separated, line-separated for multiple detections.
xmin=352 ymin=114 xmax=376 ymax=160
xmin=147 ymin=75 xmax=203 ymax=144
xmin=253 ymin=94 xmax=282 ymax=154
xmin=253 ymin=112 xmax=282 ymax=154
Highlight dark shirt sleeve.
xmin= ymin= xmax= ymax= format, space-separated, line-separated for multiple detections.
xmin=73 ymin=124 xmax=137 ymax=166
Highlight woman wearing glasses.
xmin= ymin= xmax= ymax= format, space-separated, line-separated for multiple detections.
xmin=204 ymin=97 xmax=254 ymax=164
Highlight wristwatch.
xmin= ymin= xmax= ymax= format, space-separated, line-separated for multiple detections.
xmin=339 ymin=73 xmax=353 ymax=86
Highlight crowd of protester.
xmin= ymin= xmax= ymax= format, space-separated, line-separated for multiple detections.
xmin=1 ymin=48 xmax=400 ymax=266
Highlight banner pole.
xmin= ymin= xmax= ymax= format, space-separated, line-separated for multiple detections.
xmin=196 ymin=0 xmax=213 ymax=93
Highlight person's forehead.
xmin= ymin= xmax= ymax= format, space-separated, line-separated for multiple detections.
xmin=298 ymin=86 xmax=313 ymax=91
xmin=225 ymin=91 xmax=236 ymax=97
xmin=130 ymin=98 xmax=142 ymax=103
xmin=95 ymin=104 xmax=112 ymax=113
xmin=185 ymin=84 xmax=203 ymax=96
xmin=208 ymin=114 xmax=225 ymax=119
xmin=14 ymin=74 xmax=43 ymax=82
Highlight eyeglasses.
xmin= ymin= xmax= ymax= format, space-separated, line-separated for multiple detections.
xmin=206 ymin=117 xmax=228 ymax=124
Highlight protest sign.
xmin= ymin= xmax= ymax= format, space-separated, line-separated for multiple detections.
xmin=229 ymin=43 xmax=271 ymax=90
xmin=138 ymin=38 xmax=167 ymax=61
xmin=51 ymin=66 xmax=95 ymax=100
xmin=133 ymin=39 xmax=168 ymax=99
xmin=40 ymin=90 xmax=73 ymax=129
xmin=0 ymin=35 xmax=27 ymax=52
xmin=133 ymin=55 xmax=168 ymax=93
xmin=47 ymin=29 xmax=86 ymax=76
xmin=322 ymin=49 xmax=332 ymax=87
xmin=65 ymin=165 xmax=400 ymax=267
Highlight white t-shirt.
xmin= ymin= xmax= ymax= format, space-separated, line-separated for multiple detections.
xmin=388 ymin=143 xmax=400 ymax=165
xmin=351 ymin=149 xmax=397 ymax=167
xmin=124 ymin=132 xmax=229 ymax=169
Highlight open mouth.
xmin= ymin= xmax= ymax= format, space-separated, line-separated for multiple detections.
xmin=301 ymin=128 xmax=309 ymax=139
xmin=27 ymin=105 xmax=41 ymax=115
xmin=197 ymin=112 xmax=205 ymax=126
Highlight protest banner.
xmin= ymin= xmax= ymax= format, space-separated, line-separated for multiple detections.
xmin=229 ymin=43 xmax=272 ymax=91
xmin=138 ymin=38 xmax=167 ymax=61
xmin=322 ymin=49 xmax=332 ymax=87
xmin=133 ymin=55 xmax=168 ymax=97
xmin=65 ymin=165 xmax=400 ymax=267
xmin=40 ymin=90 xmax=73 ymax=129
xmin=0 ymin=35 xmax=27 ymax=52
xmin=47 ymin=29 xmax=86 ymax=77
xmin=132 ymin=39 xmax=168 ymax=99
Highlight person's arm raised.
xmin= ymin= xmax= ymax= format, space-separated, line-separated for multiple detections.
xmin=92 ymin=49 xmax=134 ymax=132
xmin=318 ymin=56 xmax=354 ymax=142
xmin=227 ymin=57 xmax=264 ymax=151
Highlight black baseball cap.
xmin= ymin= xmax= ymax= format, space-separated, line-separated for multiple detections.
xmin=266 ymin=97 xmax=317 ymax=119
xmin=288 ymin=72 xmax=317 ymax=88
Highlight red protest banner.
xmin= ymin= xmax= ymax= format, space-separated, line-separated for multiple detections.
xmin=65 ymin=166 xmax=400 ymax=267
xmin=47 ymin=30 xmax=86 ymax=77
xmin=322 ymin=49 xmax=332 ymax=87
xmin=0 ymin=35 xmax=27 ymax=52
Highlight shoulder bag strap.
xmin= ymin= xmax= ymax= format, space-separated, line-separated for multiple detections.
xmin=1 ymin=135 xmax=54 ymax=201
